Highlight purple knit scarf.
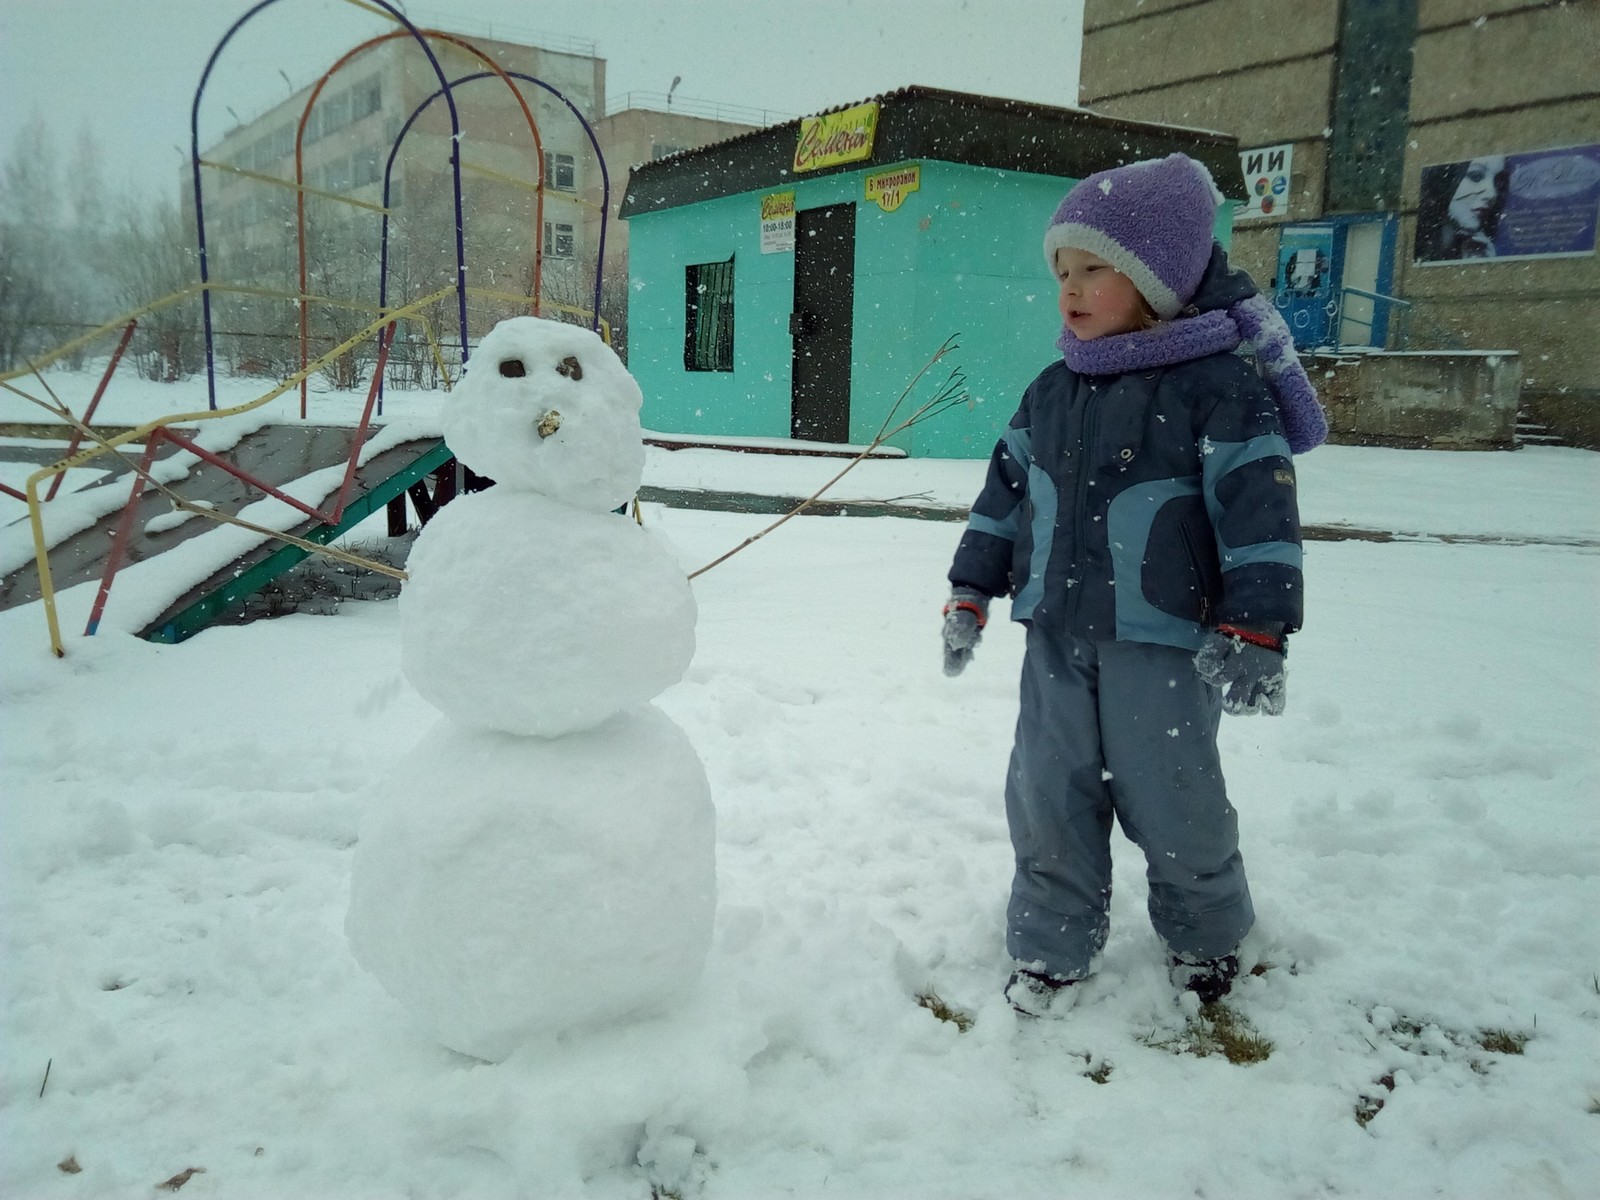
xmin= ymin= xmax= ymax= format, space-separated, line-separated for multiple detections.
xmin=1058 ymin=294 xmax=1329 ymax=454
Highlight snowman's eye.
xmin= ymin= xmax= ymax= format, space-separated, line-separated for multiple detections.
xmin=498 ymin=358 xmax=526 ymax=378
xmin=556 ymin=356 xmax=583 ymax=381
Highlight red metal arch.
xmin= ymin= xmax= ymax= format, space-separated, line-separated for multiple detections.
xmin=292 ymin=28 xmax=549 ymax=415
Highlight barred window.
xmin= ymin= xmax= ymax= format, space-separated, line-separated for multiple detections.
xmin=543 ymin=221 xmax=575 ymax=258
xmin=685 ymin=257 xmax=734 ymax=372
xmin=543 ymin=151 xmax=576 ymax=191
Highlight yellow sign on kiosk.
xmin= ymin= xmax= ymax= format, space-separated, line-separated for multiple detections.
xmin=866 ymin=164 xmax=921 ymax=212
xmin=793 ymin=102 xmax=880 ymax=173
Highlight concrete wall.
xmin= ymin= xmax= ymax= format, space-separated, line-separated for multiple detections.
xmin=1395 ymin=5 xmax=1600 ymax=446
xmin=1081 ymin=0 xmax=1339 ymax=98
xmin=1081 ymin=0 xmax=1599 ymax=447
xmin=1079 ymin=0 xmax=1338 ymax=304
xmin=1312 ymin=350 xmax=1523 ymax=450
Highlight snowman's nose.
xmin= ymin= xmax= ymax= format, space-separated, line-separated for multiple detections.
xmin=536 ymin=410 xmax=563 ymax=439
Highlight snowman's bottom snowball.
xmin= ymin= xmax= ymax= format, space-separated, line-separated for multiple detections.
xmin=345 ymin=705 xmax=715 ymax=1062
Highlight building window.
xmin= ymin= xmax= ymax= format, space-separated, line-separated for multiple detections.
xmin=325 ymin=154 xmax=353 ymax=193
xmin=685 ymin=257 xmax=734 ymax=372
xmin=543 ymin=221 xmax=575 ymax=258
xmin=354 ymin=79 xmax=382 ymax=121
xmin=354 ymin=147 xmax=382 ymax=188
xmin=543 ymin=151 xmax=576 ymax=191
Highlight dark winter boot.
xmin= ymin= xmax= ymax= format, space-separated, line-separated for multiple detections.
xmin=1005 ymin=968 xmax=1079 ymax=1018
xmin=1170 ymin=954 xmax=1240 ymax=1005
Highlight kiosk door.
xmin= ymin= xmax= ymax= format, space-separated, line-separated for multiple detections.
xmin=790 ymin=203 xmax=856 ymax=443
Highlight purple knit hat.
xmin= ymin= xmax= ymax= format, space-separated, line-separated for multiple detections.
xmin=1046 ymin=153 xmax=1330 ymax=454
xmin=1043 ymin=153 xmax=1223 ymax=318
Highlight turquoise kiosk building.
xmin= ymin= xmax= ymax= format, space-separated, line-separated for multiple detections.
xmin=619 ymin=87 xmax=1244 ymax=459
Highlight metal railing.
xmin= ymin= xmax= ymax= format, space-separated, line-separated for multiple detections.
xmin=1334 ymin=285 xmax=1409 ymax=350
xmin=401 ymin=10 xmax=597 ymax=57
xmin=1267 ymin=286 xmax=1467 ymax=353
xmin=604 ymin=91 xmax=793 ymax=128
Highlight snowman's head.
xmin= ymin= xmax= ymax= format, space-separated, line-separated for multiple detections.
xmin=443 ymin=317 xmax=645 ymax=510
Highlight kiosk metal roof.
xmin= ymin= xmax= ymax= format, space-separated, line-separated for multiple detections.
xmin=619 ymin=85 xmax=1243 ymax=218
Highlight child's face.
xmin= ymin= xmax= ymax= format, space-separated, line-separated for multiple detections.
xmin=1055 ymin=248 xmax=1148 ymax=340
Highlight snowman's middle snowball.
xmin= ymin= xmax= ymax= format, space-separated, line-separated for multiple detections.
xmin=400 ymin=488 xmax=696 ymax=737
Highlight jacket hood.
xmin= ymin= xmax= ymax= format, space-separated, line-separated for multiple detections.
xmin=1186 ymin=242 xmax=1259 ymax=315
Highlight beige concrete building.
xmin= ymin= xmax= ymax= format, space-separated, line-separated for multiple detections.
xmin=1080 ymin=0 xmax=1600 ymax=447
xmin=191 ymin=30 xmax=764 ymax=370
xmin=593 ymin=96 xmax=772 ymax=271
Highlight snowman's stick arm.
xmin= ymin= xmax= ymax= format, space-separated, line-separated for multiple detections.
xmin=686 ymin=339 xmax=968 ymax=582
xmin=686 ymin=454 xmax=860 ymax=581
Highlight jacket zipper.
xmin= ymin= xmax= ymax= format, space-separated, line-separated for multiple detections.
xmin=1179 ymin=523 xmax=1213 ymax=626
xmin=1067 ymin=384 xmax=1099 ymax=627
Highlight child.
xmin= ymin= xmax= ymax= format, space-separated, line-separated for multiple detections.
xmin=941 ymin=153 xmax=1327 ymax=1016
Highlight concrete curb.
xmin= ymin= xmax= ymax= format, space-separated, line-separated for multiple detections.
xmin=636 ymin=486 xmax=1600 ymax=550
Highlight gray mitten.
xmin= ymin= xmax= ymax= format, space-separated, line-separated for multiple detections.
xmin=941 ymin=587 xmax=990 ymax=677
xmin=1194 ymin=625 xmax=1287 ymax=716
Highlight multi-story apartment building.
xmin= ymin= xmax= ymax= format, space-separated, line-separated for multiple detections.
xmin=1080 ymin=0 xmax=1599 ymax=446
xmin=190 ymin=27 xmax=763 ymax=368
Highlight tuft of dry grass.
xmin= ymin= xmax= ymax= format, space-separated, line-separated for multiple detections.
xmin=1356 ymin=1012 xmax=1534 ymax=1126
xmin=1354 ymin=1072 xmax=1398 ymax=1128
xmin=916 ymin=990 xmax=975 ymax=1033
xmin=1139 ymin=1003 xmax=1274 ymax=1065
xmin=1477 ymin=1028 xmax=1528 ymax=1056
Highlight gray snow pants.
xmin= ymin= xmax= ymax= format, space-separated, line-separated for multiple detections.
xmin=1004 ymin=626 xmax=1254 ymax=979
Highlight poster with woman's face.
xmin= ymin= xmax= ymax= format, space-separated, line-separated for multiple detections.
xmin=1415 ymin=144 xmax=1600 ymax=264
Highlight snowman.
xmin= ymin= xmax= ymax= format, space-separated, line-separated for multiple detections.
xmin=345 ymin=317 xmax=715 ymax=1063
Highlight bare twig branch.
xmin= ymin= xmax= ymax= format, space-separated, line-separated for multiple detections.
xmin=687 ymin=337 xmax=969 ymax=581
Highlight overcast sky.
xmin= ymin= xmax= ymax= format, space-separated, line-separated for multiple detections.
xmin=0 ymin=0 xmax=1085 ymax=206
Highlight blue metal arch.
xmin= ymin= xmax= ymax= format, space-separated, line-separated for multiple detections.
xmin=189 ymin=0 xmax=470 ymax=409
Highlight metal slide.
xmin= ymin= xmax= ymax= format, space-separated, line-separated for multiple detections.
xmin=1 ymin=426 xmax=452 ymax=644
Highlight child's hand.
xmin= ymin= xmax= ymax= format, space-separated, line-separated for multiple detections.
xmin=1194 ymin=625 xmax=1287 ymax=716
xmin=941 ymin=588 xmax=990 ymax=677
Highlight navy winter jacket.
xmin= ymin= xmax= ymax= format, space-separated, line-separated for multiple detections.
xmin=949 ymin=280 xmax=1304 ymax=652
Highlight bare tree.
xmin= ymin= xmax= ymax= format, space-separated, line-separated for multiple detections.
xmin=0 ymin=115 xmax=63 ymax=371
xmin=102 ymin=202 xmax=202 ymax=381
xmin=55 ymin=124 xmax=119 ymax=367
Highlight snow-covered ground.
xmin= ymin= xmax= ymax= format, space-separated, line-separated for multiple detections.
xmin=2 ymin=375 xmax=1598 ymax=1198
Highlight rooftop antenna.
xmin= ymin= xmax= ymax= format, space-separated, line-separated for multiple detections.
xmin=667 ymin=75 xmax=681 ymax=108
